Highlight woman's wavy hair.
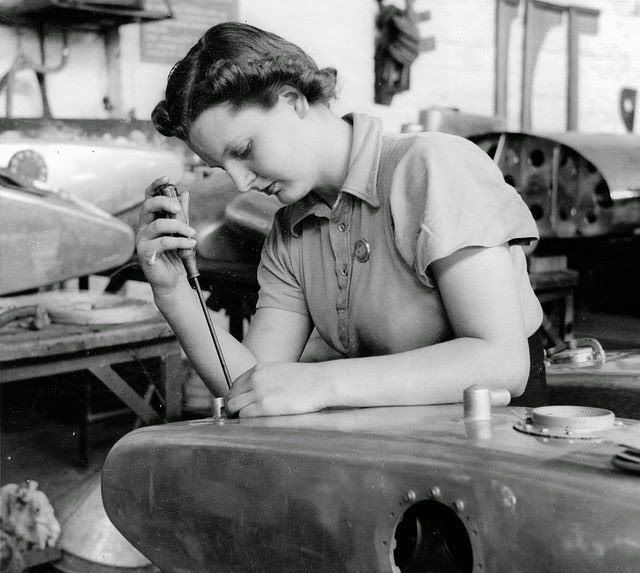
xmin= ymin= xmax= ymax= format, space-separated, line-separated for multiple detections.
xmin=152 ymin=22 xmax=338 ymax=140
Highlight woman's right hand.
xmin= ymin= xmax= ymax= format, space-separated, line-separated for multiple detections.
xmin=136 ymin=177 xmax=198 ymax=296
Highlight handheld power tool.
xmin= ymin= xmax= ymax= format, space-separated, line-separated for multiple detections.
xmin=153 ymin=183 xmax=233 ymax=402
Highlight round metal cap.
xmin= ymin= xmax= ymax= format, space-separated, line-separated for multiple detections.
xmin=514 ymin=405 xmax=615 ymax=439
xmin=532 ymin=405 xmax=615 ymax=433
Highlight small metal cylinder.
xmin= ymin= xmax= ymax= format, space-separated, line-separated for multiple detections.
xmin=212 ymin=397 xmax=225 ymax=419
xmin=463 ymin=385 xmax=511 ymax=421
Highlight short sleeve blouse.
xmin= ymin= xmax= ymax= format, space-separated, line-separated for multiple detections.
xmin=256 ymin=114 xmax=541 ymax=357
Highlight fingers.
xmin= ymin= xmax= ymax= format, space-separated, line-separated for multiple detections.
xmin=141 ymin=178 xmax=190 ymax=225
xmin=225 ymin=391 xmax=254 ymax=417
xmin=235 ymin=404 xmax=266 ymax=418
xmin=144 ymin=217 xmax=197 ymax=239
xmin=180 ymin=191 xmax=190 ymax=226
xmin=144 ymin=176 xmax=169 ymax=199
xmin=147 ymin=235 xmax=198 ymax=254
xmin=225 ymin=372 xmax=258 ymax=417
xmin=139 ymin=236 xmax=197 ymax=266
xmin=137 ymin=216 xmax=197 ymax=265
xmin=139 ymin=195 xmax=181 ymax=226
xmin=137 ymin=218 xmax=196 ymax=251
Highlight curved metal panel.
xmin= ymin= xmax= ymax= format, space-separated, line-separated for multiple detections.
xmin=0 ymin=176 xmax=134 ymax=294
xmin=0 ymin=139 xmax=184 ymax=221
xmin=537 ymin=132 xmax=640 ymax=200
xmin=103 ymin=405 xmax=640 ymax=573
xmin=471 ymin=131 xmax=640 ymax=237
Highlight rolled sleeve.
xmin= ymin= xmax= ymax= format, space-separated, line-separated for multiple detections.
xmin=390 ymin=133 xmax=539 ymax=288
xmin=256 ymin=210 xmax=309 ymax=316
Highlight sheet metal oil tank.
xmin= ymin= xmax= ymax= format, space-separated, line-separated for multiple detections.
xmin=470 ymin=132 xmax=640 ymax=238
xmin=0 ymin=169 xmax=134 ymax=295
xmin=0 ymin=126 xmax=184 ymax=228
xmin=102 ymin=404 xmax=640 ymax=573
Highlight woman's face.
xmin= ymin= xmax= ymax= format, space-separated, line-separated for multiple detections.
xmin=187 ymin=93 xmax=323 ymax=204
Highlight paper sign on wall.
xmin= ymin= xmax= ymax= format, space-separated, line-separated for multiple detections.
xmin=141 ymin=0 xmax=238 ymax=64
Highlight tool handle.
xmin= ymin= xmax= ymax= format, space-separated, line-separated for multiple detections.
xmin=153 ymin=183 xmax=199 ymax=280
xmin=153 ymin=183 xmax=233 ymax=393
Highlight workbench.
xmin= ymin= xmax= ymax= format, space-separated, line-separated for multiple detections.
xmin=548 ymin=350 xmax=640 ymax=420
xmin=0 ymin=318 xmax=183 ymax=464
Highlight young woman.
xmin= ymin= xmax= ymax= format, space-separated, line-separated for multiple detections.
xmin=137 ymin=22 xmax=546 ymax=418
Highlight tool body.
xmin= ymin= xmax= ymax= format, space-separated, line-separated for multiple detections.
xmin=153 ymin=183 xmax=232 ymax=392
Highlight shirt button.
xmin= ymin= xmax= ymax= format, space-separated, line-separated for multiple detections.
xmin=341 ymin=265 xmax=349 ymax=276
xmin=338 ymin=223 xmax=347 ymax=232
xmin=354 ymin=239 xmax=371 ymax=263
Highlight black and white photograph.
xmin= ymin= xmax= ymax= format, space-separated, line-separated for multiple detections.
xmin=1 ymin=1 xmax=639 ymax=571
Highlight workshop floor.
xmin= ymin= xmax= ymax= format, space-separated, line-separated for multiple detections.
xmin=1 ymin=306 xmax=640 ymax=572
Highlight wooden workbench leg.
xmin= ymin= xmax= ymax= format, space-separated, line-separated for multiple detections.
xmin=161 ymin=345 xmax=184 ymax=422
xmin=78 ymin=378 xmax=91 ymax=467
xmin=88 ymin=366 xmax=158 ymax=424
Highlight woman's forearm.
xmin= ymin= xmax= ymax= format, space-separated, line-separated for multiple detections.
xmin=154 ymin=279 xmax=257 ymax=397
xmin=323 ymin=336 xmax=529 ymax=408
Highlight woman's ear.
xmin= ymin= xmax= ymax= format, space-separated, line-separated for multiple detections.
xmin=279 ymin=86 xmax=309 ymax=118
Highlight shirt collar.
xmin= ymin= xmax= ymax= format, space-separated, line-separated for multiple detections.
xmin=290 ymin=113 xmax=383 ymax=236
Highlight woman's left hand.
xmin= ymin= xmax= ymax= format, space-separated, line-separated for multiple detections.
xmin=226 ymin=362 xmax=328 ymax=417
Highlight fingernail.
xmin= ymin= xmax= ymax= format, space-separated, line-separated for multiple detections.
xmin=187 ymin=227 xmax=197 ymax=235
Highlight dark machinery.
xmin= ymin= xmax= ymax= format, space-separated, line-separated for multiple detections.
xmin=471 ymin=131 xmax=640 ymax=313
xmin=470 ymin=132 xmax=640 ymax=239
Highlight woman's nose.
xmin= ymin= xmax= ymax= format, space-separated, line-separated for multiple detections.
xmin=226 ymin=164 xmax=257 ymax=193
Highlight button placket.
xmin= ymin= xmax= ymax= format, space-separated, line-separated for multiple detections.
xmin=329 ymin=197 xmax=353 ymax=349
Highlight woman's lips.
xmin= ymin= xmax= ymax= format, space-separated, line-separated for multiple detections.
xmin=262 ymin=182 xmax=278 ymax=196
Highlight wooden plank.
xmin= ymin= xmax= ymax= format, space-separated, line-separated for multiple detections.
xmin=1 ymin=340 xmax=180 ymax=383
xmin=89 ymin=365 xmax=158 ymax=424
xmin=529 ymin=269 xmax=579 ymax=292
xmin=0 ymin=319 xmax=174 ymax=361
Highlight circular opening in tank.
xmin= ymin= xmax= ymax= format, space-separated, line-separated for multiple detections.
xmin=393 ymin=500 xmax=473 ymax=573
